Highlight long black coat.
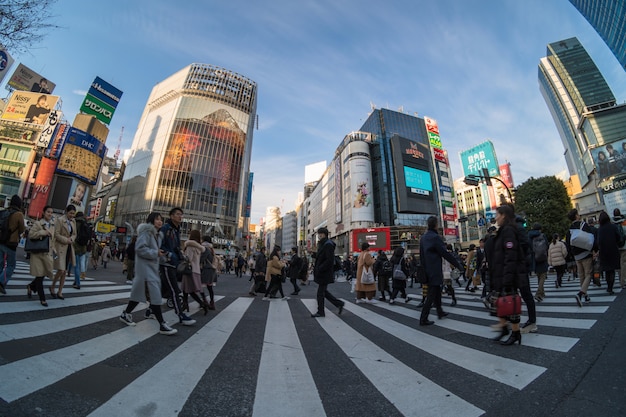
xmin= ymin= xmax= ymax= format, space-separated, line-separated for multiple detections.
xmin=419 ymin=229 xmax=462 ymax=286
xmin=597 ymin=222 xmax=621 ymax=271
xmin=314 ymin=238 xmax=335 ymax=285
xmin=485 ymin=223 xmax=526 ymax=292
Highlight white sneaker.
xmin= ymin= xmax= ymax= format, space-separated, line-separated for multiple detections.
xmin=281 ymin=296 xmax=290 ymax=300
xmin=262 ymin=296 xmax=270 ymax=301
xmin=366 ymin=298 xmax=378 ymax=304
xmin=159 ymin=323 xmax=177 ymax=335
xmin=125 ymin=280 xmax=133 ymax=285
xmin=405 ymin=298 xmax=410 ymax=303
xmin=355 ymin=298 xmax=365 ymax=304
xmin=389 ymin=299 xmax=395 ymax=304
xmin=120 ymin=312 xmax=136 ymax=326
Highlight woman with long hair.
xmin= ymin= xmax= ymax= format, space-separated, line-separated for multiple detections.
xmin=263 ymin=245 xmax=288 ymax=300
xmin=200 ymin=235 xmax=217 ymax=310
xmin=355 ymin=242 xmax=376 ymax=303
xmin=50 ymin=204 xmax=77 ymax=300
xmin=486 ymin=204 xmax=526 ymax=345
xmin=26 ymin=206 xmax=55 ymax=307
xmin=548 ymin=233 xmax=568 ymax=288
xmin=119 ymin=212 xmax=177 ymax=335
xmin=182 ymin=229 xmax=209 ymax=314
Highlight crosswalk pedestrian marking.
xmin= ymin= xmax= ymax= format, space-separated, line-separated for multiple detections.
xmin=0 ymin=307 xmax=194 ymax=402
xmin=253 ymin=300 xmax=325 ymax=417
xmin=303 ymin=299 xmax=485 ymax=417
xmin=87 ymin=298 xmax=253 ymax=417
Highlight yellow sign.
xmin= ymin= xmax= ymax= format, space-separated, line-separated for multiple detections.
xmin=96 ymin=223 xmax=116 ymax=233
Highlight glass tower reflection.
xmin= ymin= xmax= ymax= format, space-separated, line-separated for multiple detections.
xmin=116 ymin=64 xmax=257 ymax=241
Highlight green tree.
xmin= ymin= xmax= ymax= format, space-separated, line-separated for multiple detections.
xmin=0 ymin=0 xmax=59 ymax=54
xmin=514 ymin=176 xmax=572 ymax=238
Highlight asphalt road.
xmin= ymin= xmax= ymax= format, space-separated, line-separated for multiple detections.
xmin=0 ymin=249 xmax=624 ymax=417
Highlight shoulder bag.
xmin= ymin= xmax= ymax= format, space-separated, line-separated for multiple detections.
xmin=570 ymin=222 xmax=594 ymax=251
xmin=392 ymin=263 xmax=406 ymax=280
xmin=496 ymin=294 xmax=522 ymax=317
xmin=25 ymin=235 xmax=50 ymax=253
xmin=361 ymin=265 xmax=375 ymax=284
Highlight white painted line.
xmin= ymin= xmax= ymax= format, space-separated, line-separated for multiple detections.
xmin=302 ymin=299 xmax=484 ymax=417
xmin=253 ymin=301 xmax=325 ymax=417
xmin=87 ymin=298 xmax=253 ymax=417
xmin=0 ymin=292 xmax=130 ymax=314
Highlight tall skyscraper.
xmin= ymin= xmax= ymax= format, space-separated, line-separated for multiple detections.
xmin=115 ymin=64 xmax=257 ymax=242
xmin=539 ymin=37 xmax=626 ymax=215
xmin=569 ymin=0 xmax=626 ymax=70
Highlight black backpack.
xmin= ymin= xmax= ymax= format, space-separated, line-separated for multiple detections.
xmin=333 ymin=255 xmax=342 ymax=271
xmin=76 ymin=221 xmax=92 ymax=246
xmin=380 ymin=260 xmax=394 ymax=277
xmin=0 ymin=209 xmax=16 ymax=244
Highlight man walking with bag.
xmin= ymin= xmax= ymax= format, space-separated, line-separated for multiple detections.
xmin=311 ymin=227 xmax=344 ymax=317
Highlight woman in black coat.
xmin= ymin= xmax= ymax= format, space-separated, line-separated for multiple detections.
xmin=597 ymin=211 xmax=621 ymax=295
xmin=485 ymin=205 xmax=526 ymax=345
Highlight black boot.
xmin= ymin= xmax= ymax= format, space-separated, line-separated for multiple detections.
xmin=501 ymin=330 xmax=522 ymax=345
xmin=493 ymin=325 xmax=510 ymax=341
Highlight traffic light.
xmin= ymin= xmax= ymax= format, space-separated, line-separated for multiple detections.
xmin=463 ymin=175 xmax=480 ymax=186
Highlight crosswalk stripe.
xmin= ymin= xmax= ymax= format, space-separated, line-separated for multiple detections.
xmin=253 ymin=300 xmax=325 ymax=417
xmin=371 ymin=301 xmax=578 ymax=353
xmin=0 ymin=297 xmax=225 ymax=342
xmin=448 ymin=298 xmax=609 ymax=314
xmin=345 ymin=300 xmax=547 ymax=387
xmin=87 ymin=298 xmax=253 ymax=417
xmin=302 ymin=299 xmax=485 ymax=417
xmin=0 ymin=292 xmax=130 ymax=313
xmin=0 ymin=307 xmax=191 ymax=402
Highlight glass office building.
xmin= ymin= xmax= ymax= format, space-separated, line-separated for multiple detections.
xmin=539 ymin=37 xmax=626 ymax=216
xmin=569 ymin=0 xmax=626 ymax=70
xmin=115 ymin=64 xmax=257 ymax=241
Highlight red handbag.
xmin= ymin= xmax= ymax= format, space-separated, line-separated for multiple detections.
xmin=496 ymin=294 xmax=522 ymax=317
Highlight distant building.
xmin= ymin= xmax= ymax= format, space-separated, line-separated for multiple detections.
xmin=115 ymin=64 xmax=257 ymax=245
xmin=569 ymin=0 xmax=626 ymax=70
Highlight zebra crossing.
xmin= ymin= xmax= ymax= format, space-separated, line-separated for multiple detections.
xmin=0 ymin=261 xmax=622 ymax=417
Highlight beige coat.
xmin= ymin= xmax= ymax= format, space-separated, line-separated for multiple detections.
xmin=28 ymin=219 xmax=54 ymax=278
xmin=53 ymin=214 xmax=77 ymax=271
xmin=355 ymin=251 xmax=376 ymax=291
xmin=183 ymin=240 xmax=205 ymax=274
xmin=265 ymin=255 xmax=285 ymax=282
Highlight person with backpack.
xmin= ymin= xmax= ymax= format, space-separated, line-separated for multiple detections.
xmin=72 ymin=212 xmax=90 ymax=289
xmin=528 ymin=223 xmax=549 ymax=302
xmin=374 ymin=250 xmax=392 ymax=301
xmin=566 ymin=208 xmax=598 ymax=307
xmin=288 ymin=247 xmax=303 ymax=295
xmin=0 ymin=195 xmax=26 ymax=294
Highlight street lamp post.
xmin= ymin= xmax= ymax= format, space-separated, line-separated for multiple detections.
xmin=463 ymin=168 xmax=513 ymax=202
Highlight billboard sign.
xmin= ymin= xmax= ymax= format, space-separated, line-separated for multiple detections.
xmin=499 ymin=162 xmax=515 ymax=189
xmin=0 ymin=47 xmax=14 ymax=85
xmin=56 ymin=127 xmax=107 ymax=185
xmin=1 ymin=91 xmax=60 ymax=125
xmin=590 ymin=140 xmax=626 ymax=181
xmin=79 ymin=76 xmax=123 ymax=125
xmin=36 ymin=110 xmax=62 ymax=149
xmin=6 ymin=63 xmax=56 ymax=93
xmin=352 ymin=227 xmax=391 ymax=252
xmin=390 ymin=135 xmax=437 ymax=214
xmin=460 ymin=140 xmax=500 ymax=178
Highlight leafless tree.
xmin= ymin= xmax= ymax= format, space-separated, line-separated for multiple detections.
xmin=0 ymin=0 xmax=59 ymax=54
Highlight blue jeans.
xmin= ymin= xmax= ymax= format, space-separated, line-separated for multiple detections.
xmin=74 ymin=253 xmax=87 ymax=286
xmin=0 ymin=244 xmax=17 ymax=287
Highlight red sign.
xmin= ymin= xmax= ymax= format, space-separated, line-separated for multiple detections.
xmin=352 ymin=227 xmax=391 ymax=252
xmin=499 ymin=163 xmax=515 ymax=189
xmin=433 ymin=147 xmax=447 ymax=163
xmin=442 ymin=213 xmax=455 ymax=222
xmin=116 ymin=227 xmax=127 ymax=234
xmin=28 ymin=157 xmax=58 ymax=218
xmin=444 ymin=228 xmax=457 ymax=236
xmin=424 ymin=116 xmax=439 ymax=135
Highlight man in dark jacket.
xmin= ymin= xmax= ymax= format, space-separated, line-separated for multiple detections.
xmin=528 ymin=223 xmax=549 ymax=302
xmin=0 ymin=195 xmax=25 ymax=294
xmin=419 ymin=216 xmax=463 ymax=325
xmin=159 ymin=207 xmax=195 ymax=325
xmin=565 ymin=209 xmax=598 ymax=307
xmin=311 ymin=227 xmax=344 ymax=317
xmin=249 ymin=247 xmax=267 ymax=295
xmin=288 ymin=247 xmax=303 ymax=295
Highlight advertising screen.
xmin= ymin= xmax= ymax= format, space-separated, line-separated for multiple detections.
xmin=1 ymin=91 xmax=60 ymax=125
xmin=352 ymin=227 xmax=390 ymax=252
xmin=7 ymin=63 xmax=56 ymax=93
xmin=390 ymin=135 xmax=437 ymax=214
xmin=56 ymin=127 xmax=107 ymax=185
xmin=590 ymin=140 xmax=626 ymax=181
xmin=460 ymin=140 xmax=500 ymax=178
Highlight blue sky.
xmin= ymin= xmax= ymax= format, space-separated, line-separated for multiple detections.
xmin=4 ymin=0 xmax=626 ymax=223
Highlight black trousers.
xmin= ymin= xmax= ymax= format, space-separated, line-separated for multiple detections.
xmin=160 ymin=265 xmax=183 ymax=316
xmin=265 ymin=274 xmax=284 ymax=298
xmin=316 ymin=282 xmax=343 ymax=315
xmin=420 ymin=284 xmax=443 ymax=321
xmin=518 ymin=284 xmax=536 ymax=323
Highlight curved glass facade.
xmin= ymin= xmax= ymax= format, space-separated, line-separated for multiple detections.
xmin=116 ymin=64 xmax=257 ymax=241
